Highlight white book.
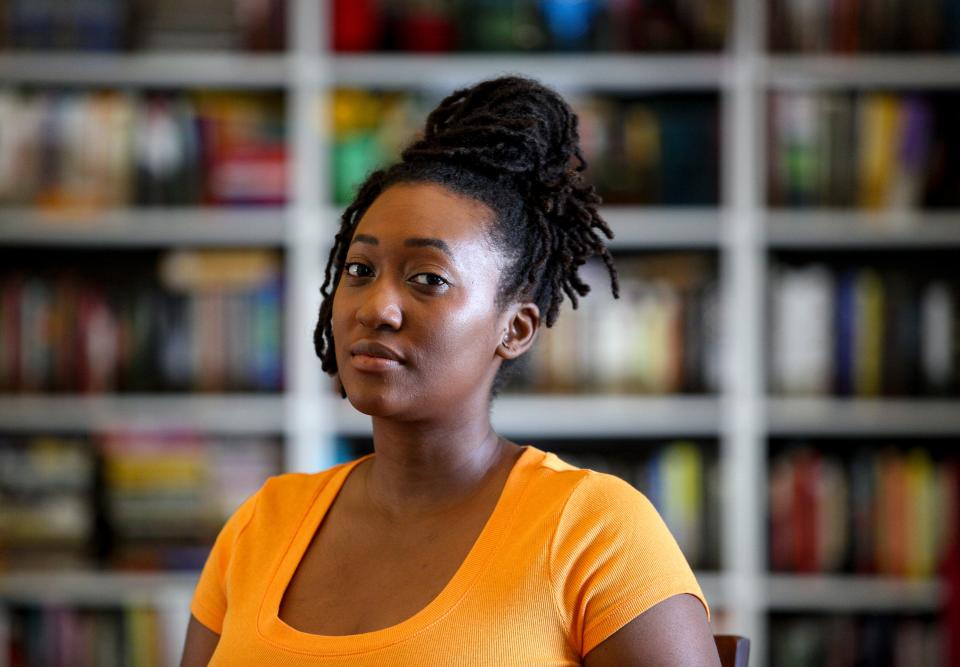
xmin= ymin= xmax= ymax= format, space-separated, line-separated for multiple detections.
xmin=921 ymin=281 xmax=954 ymax=392
xmin=771 ymin=264 xmax=834 ymax=394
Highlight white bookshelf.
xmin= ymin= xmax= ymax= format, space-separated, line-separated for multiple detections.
xmin=0 ymin=394 xmax=287 ymax=434
xmin=1 ymin=1 xmax=959 ymax=665
xmin=0 ymin=208 xmax=288 ymax=246
xmin=766 ymin=209 xmax=960 ymax=248
xmin=0 ymin=52 xmax=290 ymax=87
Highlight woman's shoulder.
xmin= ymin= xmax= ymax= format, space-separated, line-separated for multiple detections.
xmin=530 ymin=448 xmax=648 ymax=507
xmin=239 ymin=456 xmax=369 ymax=521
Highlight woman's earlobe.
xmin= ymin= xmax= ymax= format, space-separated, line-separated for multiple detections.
xmin=496 ymin=302 xmax=540 ymax=360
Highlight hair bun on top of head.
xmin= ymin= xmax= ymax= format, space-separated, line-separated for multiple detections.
xmin=399 ymin=75 xmax=601 ymax=221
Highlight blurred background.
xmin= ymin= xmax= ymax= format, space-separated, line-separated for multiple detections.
xmin=0 ymin=1 xmax=958 ymax=665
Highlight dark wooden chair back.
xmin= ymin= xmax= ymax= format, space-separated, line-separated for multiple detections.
xmin=714 ymin=635 xmax=750 ymax=667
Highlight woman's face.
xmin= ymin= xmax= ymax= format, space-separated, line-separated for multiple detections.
xmin=331 ymin=182 xmax=513 ymax=420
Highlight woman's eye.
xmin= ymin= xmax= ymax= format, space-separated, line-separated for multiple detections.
xmin=345 ymin=262 xmax=372 ymax=278
xmin=410 ymin=273 xmax=448 ymax=287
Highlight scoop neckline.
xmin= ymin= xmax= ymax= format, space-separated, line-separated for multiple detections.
xmin=257 ymin=444 xmax=542 ymax=656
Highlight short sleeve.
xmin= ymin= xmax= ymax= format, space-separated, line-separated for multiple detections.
xmin=549 ymin=472 xmax=710 ymax=657
xmin=190 ymin=488 xmax=261 ymax=634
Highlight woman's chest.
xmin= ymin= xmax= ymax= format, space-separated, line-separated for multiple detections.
xmin=276 ymin=501 xmax=491 ymax=635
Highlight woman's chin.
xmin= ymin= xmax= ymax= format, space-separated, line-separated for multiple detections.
xmin=343 ymin=388 xmax=402 ymax=419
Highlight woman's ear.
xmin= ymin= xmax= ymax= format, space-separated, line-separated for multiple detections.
xmin=496 ymin=301 xmax=540 ymax=360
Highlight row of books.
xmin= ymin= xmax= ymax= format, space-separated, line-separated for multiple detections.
xmin=769 ymin=260 xmax=958 ymax=397
xmin=768 ymin=91 xmax=960 ymax=209
xmin=512 ymin=253 xmax=721 ymax=395
xmin=555 ymin=440 xmax=720 ymax=569
xmin=0 ymin=431 xmax=281 ymax=571
xmin=333 ymin=0 xmax=729 ymax=52
xmin=0 ymin=249 xmax=284 ymax=393
xmin=0 ymin=90 xmax=287 ymax=208
xmin=769 ymin=445 xmax=959 ymax=577
xmin=770 ymin=613 xmax=947 ymax=667
xmin=333 ymin=88 xmax=720 ymax=207
xmin=0 ymin=0 xmax=285 ymax=52
xmin=769 ymin=0 xmax=960 ymax=53
xmin=6 ymin=604 xmax=177 ymax=667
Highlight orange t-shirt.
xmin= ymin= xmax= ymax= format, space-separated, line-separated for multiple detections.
xmin=190 ymin=445 xmax=710 ymax=665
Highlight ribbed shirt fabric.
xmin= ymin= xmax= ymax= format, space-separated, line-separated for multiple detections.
xmin=190 ymin=445 xmax=710 ymax=666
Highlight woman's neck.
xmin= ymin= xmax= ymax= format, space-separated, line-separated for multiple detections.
xmin=364 ymin=410 xmax=520 ymax=522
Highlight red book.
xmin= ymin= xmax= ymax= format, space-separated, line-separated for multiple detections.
xmin=333 ymin=0 xmax=384 ymax=52
xmin=793 ymin=449 xmax=820 ymax=573
xmin=943 ymin=463 xmax=960 ymax=667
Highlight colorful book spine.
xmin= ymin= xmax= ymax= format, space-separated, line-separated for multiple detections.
xmin=769 ymin=445 xmax=959 ymax=578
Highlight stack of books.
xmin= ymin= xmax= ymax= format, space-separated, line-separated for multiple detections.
xmin=0 ymin=435 xmax=94 ymax=569
xmin=0 ymin=249 xmax=284 ymax=393
xmin=769 ymin=258 xmax=958 ymax=397
xmin=769 ymin=0 xmax=960 ymax=52
xmin=769 ymin=445 xmax=958 ymax=577
xmin=770 ymin=613 xmax=945 ymax=666
xmin=0 ymin=430 xmax=282 ymax=571
xmin=0 ymin=90 xmax=287 ymax=208
xmin=0 ymin=0 xmax=285 ymax=51
xmin=7 ymin=603 xmax=174 ymax=667
xmin=515 ymin=253 xmax=721 ymax=395
xmin=767 ymin=91 xmax=960 ymax=209
xmin=333 ymin=0 xmax=730 ymax=52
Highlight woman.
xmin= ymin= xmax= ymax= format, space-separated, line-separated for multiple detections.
xmin=182 ymin=76 xmax=720 ymax=666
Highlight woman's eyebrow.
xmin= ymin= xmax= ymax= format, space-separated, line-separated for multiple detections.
xmin=405 ymin=237 xmax=453 ymax=257
xmin=351 ymin=233 xmax=378 ymax=246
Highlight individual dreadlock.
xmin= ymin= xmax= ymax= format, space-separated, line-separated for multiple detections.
xmin=314 ymin=75 xmax=619 ymax=395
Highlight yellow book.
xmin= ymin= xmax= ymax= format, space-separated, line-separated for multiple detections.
xmin=854 ymin=269 xmax=885 ymax=396
xmin=661 ymin=441 xmax=704 ymax=565
xmin=904 ymin=449 xmax=935 ymax=578
xmin=857 ymin=94 xmax=902 ymax=209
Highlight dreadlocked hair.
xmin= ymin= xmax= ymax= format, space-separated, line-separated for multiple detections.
xmin=314 ymin=75 xmax=620 ymax=396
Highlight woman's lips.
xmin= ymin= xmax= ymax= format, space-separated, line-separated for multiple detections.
xmin=350 ymin=353 xmax=402 ymax=372
xmin=348 ymin=340 xmax=405 ymax=372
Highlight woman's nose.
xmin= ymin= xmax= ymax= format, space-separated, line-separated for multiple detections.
xmin=355 ymin=280 xmax=403 ymax=330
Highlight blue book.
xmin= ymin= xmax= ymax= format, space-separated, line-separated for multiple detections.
xmin=834 ymin=268 xmax=856 ymax=396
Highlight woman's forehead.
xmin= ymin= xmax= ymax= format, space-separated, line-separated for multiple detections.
xmin=353 ymin=182 xmax=496 ymax=249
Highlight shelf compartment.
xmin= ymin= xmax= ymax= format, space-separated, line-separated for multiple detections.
xmin=767 ymin=210 xmax=960 ymax=248
xmin=0 ymin=394 xmax=286 ymax=434
xmin=767 ymin=397 xmax=960 ymax=436
xmin=0 ymin=208 xmax=288 ymax=247
xmin=765 ymin=574 xmax=943 ymax=612
xmin=334 ymin=394 xmax=721 ymax=437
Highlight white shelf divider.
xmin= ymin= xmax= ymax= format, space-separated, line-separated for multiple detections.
xmin=329 ymin=53 xmax=730 ymax=90
xmin=333 ymin=394 xmax=722 ymax=438
xmin=764 ymin=54 xmax=960 ymax=89
xmin=602 ymin=207 xmax=723 ymax=248
xmin=0 ymin=52 xmax=290 ymax=87
xmin=719 ymin=0 xmax=767 ymax=658
xmin=0 ymin=571 xmax=198 ymax=607
xmin=765 ymin=574 xmax=944 ymax=612
xmin=767 ymin=396 xmax=960 ymax=436
xmin=766 ymin=209 xmax=960 ymax=248
xmin=0 ymin=207 xmax=287 ymax=247
xmin=0 ymin=394 xmax=286 ymax=434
